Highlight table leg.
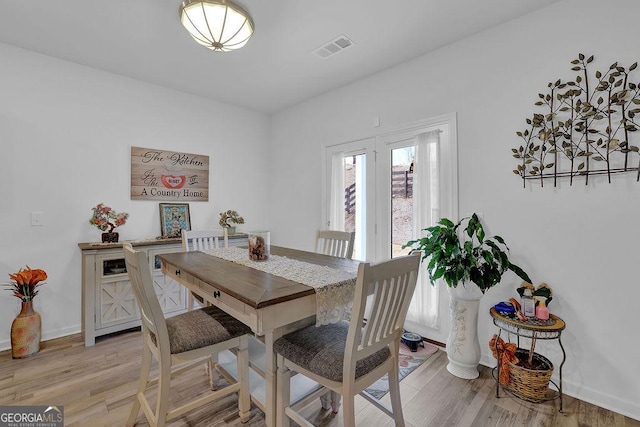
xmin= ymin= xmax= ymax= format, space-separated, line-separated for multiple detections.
xmin=264 ymin=329 xmax=284 ymax=427
xmin=276 ymin=354 xmax=291 ymax=427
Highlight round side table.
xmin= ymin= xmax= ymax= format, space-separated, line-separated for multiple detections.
xmin=490 ymin=307 xmax=566 ymax=411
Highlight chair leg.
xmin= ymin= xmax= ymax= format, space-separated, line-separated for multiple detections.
xmin=341 ymin=393 xmax=356 ymax=427
xmin=330 ymin=391 xmax=341 ymax=414
xmin=237 ymin=336 xmax=251 ymax=423
xmin=127 ymin=344 xmax=152 ymax=427
xmin=154 ymin=353 xmax=172 ymax=427
xmin=276 ymin=355 xmax=291 ymax=427
xmin=388 ymin=362 xmax=405 ymax=427
xmin=320 ymin=391 xmax=341 ymax=414
xmin=207 ymin=353 xmax=221 ymax=390
xmin=320 ymin=392 xmax=332 ymax=410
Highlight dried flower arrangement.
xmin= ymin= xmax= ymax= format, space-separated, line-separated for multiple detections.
xmin=219 ymin=210 xmax=245 ymax=228
xmin=89 ymin=203 xmax=129 ymax=233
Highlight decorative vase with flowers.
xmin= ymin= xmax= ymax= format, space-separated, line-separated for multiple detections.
xmin=89 ymin=203 xmax=129 ymax=243
xmin=4 ymin=266 xmax=47 ymax=358
xmin=218 ymin=210 xmax=244 ymax=235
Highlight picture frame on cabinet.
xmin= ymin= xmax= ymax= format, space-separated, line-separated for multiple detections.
xmin=159 ymin=203 xmax=191 ymax=238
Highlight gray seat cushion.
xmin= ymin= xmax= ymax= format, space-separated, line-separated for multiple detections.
xmin=273 ymin=321 xmax=390 ymax=382
xmin=156 ymin=305 xmax=251 ymax=354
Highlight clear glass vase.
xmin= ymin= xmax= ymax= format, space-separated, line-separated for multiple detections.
xmin=248 ymin=231 xmax=270 ymax=261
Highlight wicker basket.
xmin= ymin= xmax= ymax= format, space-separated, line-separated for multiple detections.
xmin=508 ymin=349 xmax=554 ymax=403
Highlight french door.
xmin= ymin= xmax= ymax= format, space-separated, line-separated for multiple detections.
xmin=324 ymin=114 xmax=458 ymax=337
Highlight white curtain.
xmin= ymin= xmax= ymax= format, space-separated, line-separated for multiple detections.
xmin=328 ymin=152 xmax=345 ymax=231
xmin=407 ymin=130 xmax=440 ymax=329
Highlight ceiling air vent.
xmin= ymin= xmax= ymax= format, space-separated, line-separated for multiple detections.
xmin=313 ymin=35 xmax=354 ymax=59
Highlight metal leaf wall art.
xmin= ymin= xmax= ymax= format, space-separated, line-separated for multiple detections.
xmin=513 ymin=54 xmax=640 ymax=187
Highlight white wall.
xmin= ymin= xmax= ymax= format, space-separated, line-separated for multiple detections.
xmin=269 ymin=0 xmax=640 ymax=420
xmin=0 ymin=43 xmax=270 ymax=348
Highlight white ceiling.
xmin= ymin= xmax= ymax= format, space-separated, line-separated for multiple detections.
xmin=0 ymin=0 xmax=561 ymax=114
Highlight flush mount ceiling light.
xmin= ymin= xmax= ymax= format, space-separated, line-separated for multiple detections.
xmin=180 ymin=0 xmax=254 ymax=52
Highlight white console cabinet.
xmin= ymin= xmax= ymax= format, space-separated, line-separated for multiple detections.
xmin=79 ymin=239 xmax=184 ymax=346
xmin=79 ymin=234 xmax=249 ymax=346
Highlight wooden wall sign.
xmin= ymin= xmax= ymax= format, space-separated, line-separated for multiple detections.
xmin=131 ymin=146 xmax=209 ymax=201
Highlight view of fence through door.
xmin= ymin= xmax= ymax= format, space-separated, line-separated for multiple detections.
xmin=391 ymin=147 xmax=414 ymax=258
xmin=326 ymin=137 xmax=375 ymax=261
xmin=336 ymin=144 xmax=416 ymax=261
xmin=343 ymin=153 xmax=366 ymax=260
xmin=336 ymin=145 xmax=417 ymax=260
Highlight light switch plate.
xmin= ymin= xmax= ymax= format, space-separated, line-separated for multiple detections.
xmin=30 ymin=211 xmax=44 ymax=226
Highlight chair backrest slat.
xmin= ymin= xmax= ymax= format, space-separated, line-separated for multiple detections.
xmin=345 ymin=253 xmax=420 ymax=370
xmin=182 ymin=229 xmax=229 ymax=252
xmin=315 ymin=230 xmax=355 ymax=259
xmin=123 ymin=243 xmax=170 ymax=354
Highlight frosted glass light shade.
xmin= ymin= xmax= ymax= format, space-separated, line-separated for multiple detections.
xmin=180 ymin=0 xmax=254 ymax=52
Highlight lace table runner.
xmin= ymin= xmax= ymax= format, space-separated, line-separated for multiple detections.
xmin=202 ymin=247 xmax=358 ymax=325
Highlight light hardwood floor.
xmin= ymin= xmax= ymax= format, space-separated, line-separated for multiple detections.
xmin=1 ymin=330 xmax=638 ymax=427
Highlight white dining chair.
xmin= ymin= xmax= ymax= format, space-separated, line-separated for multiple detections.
xmin=314 ymin=229 xmax=356 ymax=411
xmin=274 ymin=252 xmax=421 ymax=427
xmin=315 ymin=230 xmax=355 ymax=259
xmin=181 ymin=229 xmax=229 ymax=310
xmin=123 ymin=243 xmax=251 ymax=427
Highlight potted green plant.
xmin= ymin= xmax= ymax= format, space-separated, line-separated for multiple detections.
xmin=218 ymin=210 xmax=245 ymax=235
xmin=404 ymin=213 xmax=531 ymax=379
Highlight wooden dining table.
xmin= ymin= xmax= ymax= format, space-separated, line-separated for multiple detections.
xmin=157 ymin=245 xmax=360 ymax=427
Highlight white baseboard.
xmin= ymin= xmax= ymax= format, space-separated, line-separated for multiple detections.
xmin=561 ymin=382 xmax=640 ymax=422
xmin=0 ymin=325 xmax=81 ymax=352
xmin=479 ymin=356 xmax=640 ymax=421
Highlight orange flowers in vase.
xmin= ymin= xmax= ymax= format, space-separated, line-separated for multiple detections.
xmin=4 ymin=266 xmax=48 ymax=358
xmin=6 ymin=266 xmax=47 ymax=302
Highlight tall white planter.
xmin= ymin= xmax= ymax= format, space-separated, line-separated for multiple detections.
xmin=446 ymin=282 xmax=483 ymax=379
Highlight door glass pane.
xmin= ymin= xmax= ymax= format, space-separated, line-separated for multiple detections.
xmin=344 ymin=154 xmax=366 ymax=260
xmin=344 ymin=155 xmax=356 ymax=233
xmin=391 ymin=147 xmax=414 ymax=258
